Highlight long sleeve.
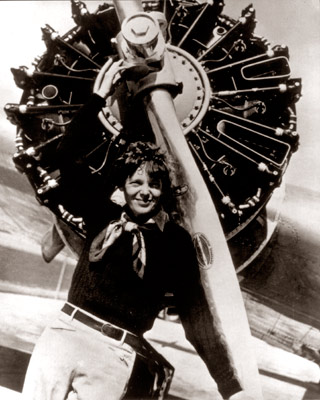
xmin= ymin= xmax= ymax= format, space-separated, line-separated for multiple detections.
xmin=56 ymin=93 xmax=120 ymax=233
xmin=172 ymin=227 xmax=242 ymax=399
xmin=57 ymin=93 xmax=106 ymax=165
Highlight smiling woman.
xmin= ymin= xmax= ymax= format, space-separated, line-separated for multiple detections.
xmin=122 ymin=161 xmax=163 ymax=217
xmin=21 ymin=60 xmax=243 ymax=398
xmin=1 ymin=1 xmax=320 ymax=399
xmin=113 ymin=141 xmax=177 ymax=220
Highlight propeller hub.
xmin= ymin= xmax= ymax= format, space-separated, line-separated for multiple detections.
xmin=122 ymin=13 xmax=159 ymax=58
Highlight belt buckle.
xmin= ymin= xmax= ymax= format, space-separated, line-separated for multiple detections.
xmin=101 ymin=323 xmax=127 ymax=345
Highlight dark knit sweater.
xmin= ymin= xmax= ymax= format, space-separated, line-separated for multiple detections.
xmin=57 ymin=93 xmax=242 ymax=399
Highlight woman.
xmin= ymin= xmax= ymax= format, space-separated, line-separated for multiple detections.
xmin=23 ymin=60 xmax=243 ymax=400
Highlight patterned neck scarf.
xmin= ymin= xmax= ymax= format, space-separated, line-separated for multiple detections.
xmin=89 ymin=211 xmax=168 ymax=278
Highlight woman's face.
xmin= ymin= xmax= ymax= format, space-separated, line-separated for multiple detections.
xmin=122 ymin=163 xmax=162 ymax=217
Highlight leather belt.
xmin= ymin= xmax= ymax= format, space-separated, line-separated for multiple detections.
xmin=61 ymin=303 xmax=140 ymax=348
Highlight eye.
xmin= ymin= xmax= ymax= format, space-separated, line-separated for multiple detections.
xmin=150 ymin=181 xmax=161 ymax=189
xmin=129 ymin=181 xmax=141 ymax=187
xmin=127 ymin=178 xmax=143 ymax=187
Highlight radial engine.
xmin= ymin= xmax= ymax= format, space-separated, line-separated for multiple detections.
xmin=4 ymin=0 xmax=302 ymax=270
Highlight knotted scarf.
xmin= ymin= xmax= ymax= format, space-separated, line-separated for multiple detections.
xmin=89 ymin=212 xmax=157 ymax=278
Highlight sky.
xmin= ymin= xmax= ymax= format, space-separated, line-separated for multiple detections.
xmin=0 ymin=0 xmax=319 ymax=191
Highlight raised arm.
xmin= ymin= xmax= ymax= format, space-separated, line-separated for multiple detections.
xmin=56 ymin=59 xmax=127 ymax=230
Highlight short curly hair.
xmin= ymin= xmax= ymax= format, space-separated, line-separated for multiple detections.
xmin=112 ymin=141 xmax=177 ymax=217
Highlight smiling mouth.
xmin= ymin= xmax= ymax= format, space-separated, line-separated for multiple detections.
xmin=135 ymin=199 xmax=154 ymax=206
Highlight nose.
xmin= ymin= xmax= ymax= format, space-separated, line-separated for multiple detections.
xmin=140 ymin=185 xmax=152 ymax=199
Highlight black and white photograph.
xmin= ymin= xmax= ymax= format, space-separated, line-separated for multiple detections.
xmin=0 ymin=1 xmax=319 ymax=399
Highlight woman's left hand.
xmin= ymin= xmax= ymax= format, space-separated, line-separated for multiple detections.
xmin=94 ymin=58 xmax=128 ymax=99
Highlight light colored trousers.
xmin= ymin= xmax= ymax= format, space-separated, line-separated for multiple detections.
xmin=22 ymin=309 xmax=136 ymax=400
